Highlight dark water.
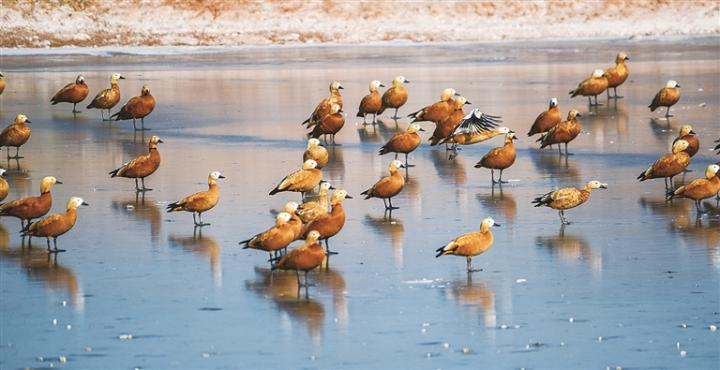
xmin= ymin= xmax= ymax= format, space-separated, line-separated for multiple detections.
xmin=1 ymin=36 xmax=719 ymax=369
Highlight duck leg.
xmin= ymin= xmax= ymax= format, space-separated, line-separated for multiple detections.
xmin=559 ymin=210 xmax=573 ymax=225
xmin=466 ymin=257 xmax=482 ymax=273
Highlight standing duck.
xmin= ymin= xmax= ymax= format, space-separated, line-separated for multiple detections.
xmin=436 ymin=217 xmax=500 ymax=273
xmin=111 ymin=84 xmax=156 ymax=131
xmin=166 ymin=171 xmax=224 ymax=226
xmin=50 ymin=75 xmax=90 ymax=113
xmin=87 ymin=73 xmax=125 ymax=120
xmin=109 ymin=135 xmax=163 ymax=192
xmin=21 ymin=196 xmax=88 ymax=253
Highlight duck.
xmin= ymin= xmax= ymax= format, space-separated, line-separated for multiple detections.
xmin=379 ymin=123 xmax=425 ymax=167
xmin=0 ymin=176 xmax=61 ymax=229
xmin=50 ymin=75 xmax=90 ymax=113
xmin=439 ymin=109 xmax=503 ymax=157
xmin=303 ymin=138 xmax=329 ymax=169
xmin=474 ymin=132 xmax=517 ymax=184
xmin=605 ymin=52 xmax=629 ymax=98
xmin=86 ymin=73 xmax=125 ymax=121
xmin=166 ymin=171 xmax=224 ymax=226
xmin=569 ymin=69 xmax=608 ymax=106
xmin=301 ymin=189 xmax=351 ymax=255
xmin=110 ymin=84 xmax=156 ymax=131
xmin=436 ymin=217 xmax=500 ymax=273
xmin=356 ymin=80 xmax=384 ymax=125
xmin=269 ymin=159 xmax=323 ymax=197
xmin=0 ymin=114 xmax=32 ymax=159
xmin=532 ymin=180 xmax=608 ymax=225
xmin=669 ymin=164 xmax=720 ymax=213
xmin=21 ymin=196 xmax=88 ymax=253
xmin=360 ymin=160 xmax=406 ymax=211
xmin=109 ymin=135 xmax=163 ymax=192
xmin=308 ymin=104 xmax=345 ymax=146
xmin=538 ymin=109 xmax=582 ymax=155
xmin=272 ymin=230 xmax=326 ymax=287
xmin=0 ymin=71 xmax=4 ymax=95
xmin=297 ymin=181 xmax=333 ymax=224
xmin=0 ymin=169 xmax=8 ymax=202
xmin=527 ymin=97 xmax=561 ymax=141
xmin=637 ymin=140 xmax=692 ymax=191
xmin=240 ymin=212 xmax=296 ymax=262
xmin=649 ymin=80 xmax=681 ymax=118
xmin=302 ymin=81 xmax=343 ymax=128
xmin=407 ymin=88 xmax=459 ymax=124
xmin=429 ymin=96 xmax=471 ymax=147
xmin=377 ymin=76 xmax=410 ymax=119
xmin=672 ymin=124 xmax=699 ymax=158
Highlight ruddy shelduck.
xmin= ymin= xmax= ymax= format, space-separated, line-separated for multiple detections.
xmin=673 ymin=125 xmax=699 ymax=158
xmin=269 ymin=159 xmax=323 ymax=197
xmin=637 ymin=140 xmax=692 ymax=191
xmin=532 ymin=180 xmax=608 ymax=225
xmin=50 ymin=75 xmax=90 ymax=113
xmin=109 ymin=135 xmax=163 ymax=192
xmin=475 ymin=132 xmax=517 ymax=184
xmin=240 ymin=212 xmax=296 ymax=261
xmin=379 ymin=123 xmax=425 ymax=167
xmin=0 ymin=176 xmax=61 ymax=229
xmin=22 ymin=196 xmax=88 ymax=253
xmin=377 ymin=76 xmax=410 ymax=119
xmin=284 ymin=201 xmax=303 ymax=241
xmin=0 ymin=169 xmax=8 ymax=202
xmin=356 ymin=80 xmax=384 ymax=124
xmin=440 ymin=108 xmax=502 ymax=153
xmin=436 ymin=217 xmax=500 ymax=273
xmin=527 ymin=97 xmax=561 ymax=140
xmin=649 ymin=80 xmax=681 ymax=118
xmin=308 ymin=104 xmax=345 ymax=146
xmin=0 ymin=114 xmax=31 ymax=159
xmin=302 ymin=189 xmax=351 ymax=255
xmin=429 ymin=96 xmax=471 ymax=147
xmin=166 ymin=171 xmax=224 ymax=226
xmin=538 ymin=109 xmax=582 ymax=155
xmin=0 ymin=72 xmax=4 ymax=96
xmin=272 ymin=230 xmax=326 ymax=287
xmin=303 ymin=138 xmax=329 ymax=169
xmin=669 ymin=164 xmax=720 ymax=213
xmin=569 ymin=69 xmax=608 ymax=106
xmin=297 ymin=181 xmax=333 ymax=224
xmin=87 ymin=73 xmax=125 ymax=121
xmin=408 ymin=88 xmax=459 ymax=124
xmin=303 ymin=81 xmax=344 ymax=128
xmin=361 ymin=160 xmax=406 ymax=211
xmin=111 ymin=84 xmax=156 ymax=131
xmin=605 ymin=52 xmax=629 ymax=98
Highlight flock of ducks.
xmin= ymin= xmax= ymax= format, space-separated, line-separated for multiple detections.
xmin=0 ymin=52 xmax=718 ymax=285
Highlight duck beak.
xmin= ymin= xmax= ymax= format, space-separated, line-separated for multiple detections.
xmin=493 ymin=222 xmax=501 ymax=227
xmin=218 ymin=175 xmax=226 ymax=179
xmin=82 ymin=202 xmax=89 ymax=206
xmin=345 ymin=194 xmax=353 ymax=199
xmin=56 ymin=180 xmax=63 ymax=185
xmin=600 ymin=183 xmax=608 ymax=189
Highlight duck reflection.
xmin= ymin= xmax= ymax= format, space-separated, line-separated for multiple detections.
xmin=443 ymin=275 xmax=496 ymax=327
xmin=536 ymin=225 xmax=601 ymax=271
xmin=246 ymin=266 xmax=347 ymax=346
xmin=638 ymin=195 xmax=695 ymax=234
xmin=429 ymin=148 xmax=467 ymax=185
xmin=675 ymin=209 xmax=720 ymax=268
xmin=323 ymin=145 xmax=345 ymax=180
xmin=363 ymin=214 xmax=405 ymax=267
xmin=476 ymin=184 xmax=517 ymax=226
xmin=111 ymin=192 xmax=162 ymax=241
xmin=3 ymin=170 xmax=33 ymax=200
xmin=356 ymin=122 xmax=384 ymax=144
xmin=530 ymin=150 xmax=581 ymax=179
xmin=168 ymin=227 xmax=221 ymax=286
xmin=0 ymin=242 xmax=84 ymax=312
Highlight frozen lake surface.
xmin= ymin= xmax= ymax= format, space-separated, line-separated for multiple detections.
xmin=1 ymin=36 xmax=719 ymax=369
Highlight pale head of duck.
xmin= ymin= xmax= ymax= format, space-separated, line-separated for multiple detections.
xmin=671 ymin=139 xmax=691 ymax=153
xmin=330 ymin=81 xmax=343 ymax=92
xmin=0 ymin=168 xmax=6 ymax=177
xmin=617 ymin=52 xmax=629 ymax=62
xmin=407 ymin=123 xmax=424 ymax=134
xmin=505 ymin=132 xmax=517 ymax=142
xmin=549 ymin=97 xmax=558 ymax=108
xmin=480 ymin=217 xmax=500 ymax=231
xmin=494 ymin=127 xmax=514 ymax=135
xmin=14 ymin=114 xmax=30 ymax=125
xmin=389 ymin=160 xmax=406 ymax=173
xmin=330 ymin=189 xmax=352 ymax=204
xmin=440 ymin=88 xmax=458 ymax=101
xmin=150 ymin=135 xmax=163 ymax=145
xmin=305 ymin=230 xmax=321 ymax=244
xmin=302 ymin=159 xmax=318 ymax=170
xmin=591 ymin=69 xmax=605 ymax=78
xmin=284 ymin=201 xmax=299 ymax=213
xmin=41 ymin=176 xmax=62 ymax=192
xmin=586 ymin=181 xmax=608 ymax=190
xmin=208 ymin=171 xmax=225 ymax=183
xmin=369 ymin=80 xmax=384 ymax=91
xmin=110 ymin=73 xmax=125 ymax=83
xmin=704 ymin=164 xmax=720 ymax=179
xmin=141 ymin=84 xmax=151 ymax=95
xmin=329 ymin=104 xmax=342 ymax=115
xmin=567 ymin=109 xmax=581 ymax=120
xmin=276 ymin=212 xmax=292 ymax=225
xmin=318 ymin=181 xmax=334 ymax=193
xmin=454 ymin=96 xmax=470 ymax=109
xmin=76 ymin=75 xmax=85 ymax=84
xmin=392 ymin=76 xmax=409 ymax=85
xmin=66 ymin=196 xmax=89 ymax=210
xmin=307 ymin=138 xmax=321 ymax=149
xmin=679 ymin=125 xmax=694 ymax=136
xmin=665 ymin=80 xmax=680 ymax=88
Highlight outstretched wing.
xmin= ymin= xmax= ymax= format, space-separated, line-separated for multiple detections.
xmin=450 ymin=109 xmax=502 ymax=136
